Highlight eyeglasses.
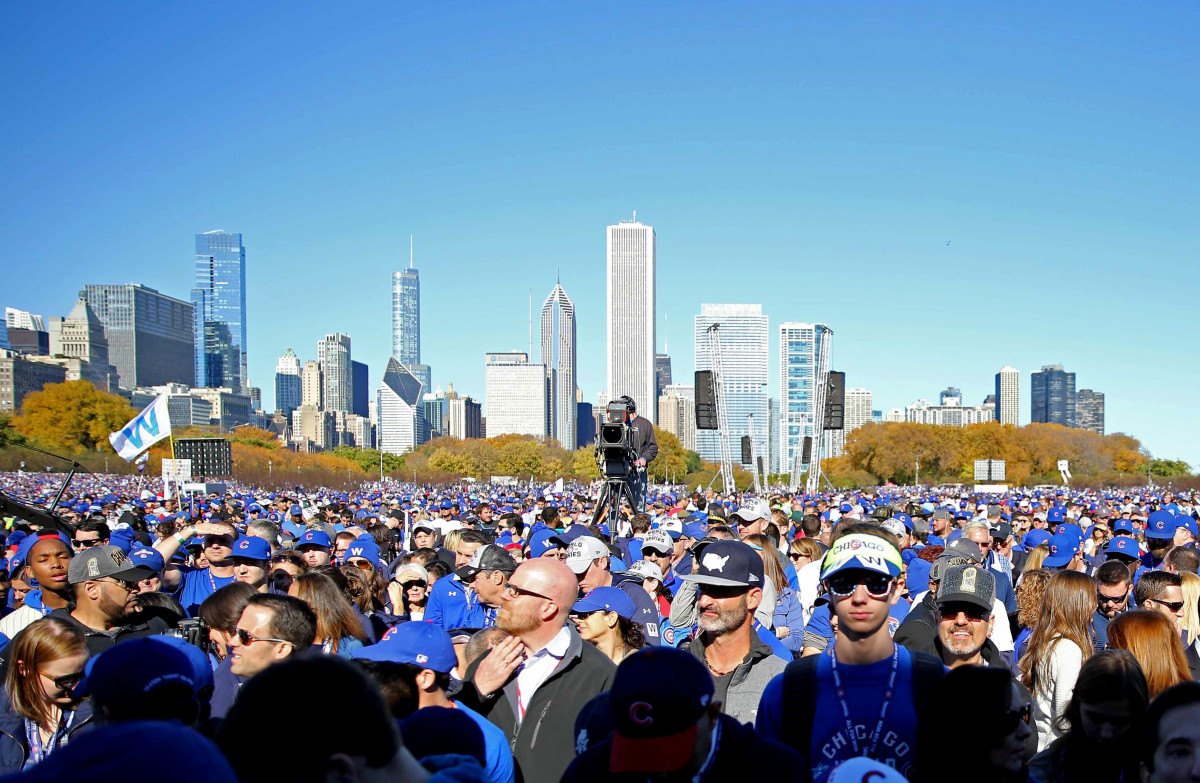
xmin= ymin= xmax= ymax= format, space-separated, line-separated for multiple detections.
xmin=504 ymin=583 xmax=554 ymax=602
xmin=99 ymin=577 xmax=138 ymax=593
xmin=1151 ymin=598 xmax=1185 ymax=613
xmin=41 ymin=670 xmax=85 ymax=691
xmin=72 ymin=539 xmax=102 ymax=548
xmin=824 ymin=572 xmax=895 ymax=599
xmin=234 ymin=628 xmax=294 ymax=647
xmin=1000 ymin=702 xmax=1033 ymax=734
xmin=1097 ymin=589 xmax=1130 ymax=605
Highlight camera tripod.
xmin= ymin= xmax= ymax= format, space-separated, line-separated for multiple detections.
xmin=593 ymin=469 xmax=642 ymax=529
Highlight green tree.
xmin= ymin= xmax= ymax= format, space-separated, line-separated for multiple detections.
xmin=496 ymin=439 xmax=543 ymax=478
xmin=13 ymin=381 xmax=136 ymax=453
xmin=330 ymin=446 xmax=405 ymax=475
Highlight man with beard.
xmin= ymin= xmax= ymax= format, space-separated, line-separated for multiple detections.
xmin=52 ymin=544 xmax=170 ymax=656
xmin=678 ymin=540 xmax=787 ymax=726
xmin=459 ymin=558 xmax=616 ymax=783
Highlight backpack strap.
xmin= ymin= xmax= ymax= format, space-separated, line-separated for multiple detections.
xmin=780 ymin=654 xmax=820 ymax=756
xmin=910 ymin=650 xmax=946 ymax=721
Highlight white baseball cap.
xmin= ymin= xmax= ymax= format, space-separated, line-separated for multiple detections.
xmin=563 ymin=536 xmax=610 ymax=574
xmin=731 ymin=498 xmax=771 ymax=524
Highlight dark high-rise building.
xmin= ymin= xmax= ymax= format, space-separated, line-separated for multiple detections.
xmin=655 ymin=353 xmax=672 ymax=404
xmin=5 ymin=328 xmax=48 ymax=356
xmin=82 ymin=284 xmax=195 ymax=389
xmin=193 ymin=231 xmax=248 ymax=393
xmin=1076 ymin=389 xmax=1105 ymax=435
xmin=352 ymin=361 xmax=369 ymax=418
xmin=1031 ymin=364 xmax=1076 ymax=426
xmin=577 ymin=402 xmax=595 ymax=448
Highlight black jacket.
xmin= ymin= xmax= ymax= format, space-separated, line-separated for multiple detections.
xmin=893 ymin=592 xmax=938 ymax=656
xmin=1187 ymin=641 xmax=1200 ymax=681
xmin=628 ymin=415 xmax=658 ymax=464
xmin=561 ymin=712 xmax=810 ymax=783
xmin=458 ymin=626 xmax=616 ymax=783
xmin=47 ymin=608 xmax=170 ymax=657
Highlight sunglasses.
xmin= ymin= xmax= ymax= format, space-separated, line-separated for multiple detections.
xmin=696 ymin=583 xmax=750 ymax=600
xmin=1097 ymin=590 xmax=1130 ymax=605
xmin=234 ymin=628 xmax=293 ymax=647
xmin=1151 ymin=598 xmax=1185 ymax=613
xmin=72 ymin=539 xmax=103 ymax=548
xmin=1000 ymin=702 xmax=1033 ymax=734
xmin=504 ymin=583 xmax=554 ymax=602
xmin=346 ymin=559 xmax=374 ymax=571
xmin=788 ymin=552 xmax=810 ymax=561
xmin=42 ymin=670 xmax=85 ymax=691
xmin=101 ymin=577 xmax=139 ymax=593
xmin=399 ymin=580 xmax=427 ymax=589
xmin=938 ymin=602 xmax=989 ymax=623
xmin=825 ymin=572 xmax=894 ymax=599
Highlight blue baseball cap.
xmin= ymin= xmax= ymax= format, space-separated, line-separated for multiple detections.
xmin=1022 ymin=529 xmax=1052 ymax=549
xmin=1047 ymin=508 xmax=1065 ymax=524
xmin=572 ymin=586 xmax=635 ymax=620
xmin=1112 ymin=518 xmax=1135 ymax=534
xmin=1180 ymin=516 xmax=1199 ymax=539
xmin=296 ymin=529 xmax=331 ymax=549
xmin=682 ymin=521 xmax=707 ymax=540
xmin=1106 ymin=536 xmax=1141 ymax=560
xmin=128 ymin=546 xmax=165 ymax=574
xmin=231 ymin=536 xmax=271 ymax=561
xmin=10 ymin=532 xmax=72 ymax=574
xmin=75 ymin=637 xmax=199 ymax=707
xmin=527 ymin=528 xmax=559 ymax=558
xmin=1146 ymin=510 xmax=1178 ymax=540
xmin=1043 ymin=534 xmax=1078 ymax=568
xmin=342 ymin=537 xmax=381 ymax=570
xmin=890 ymin=513 xmax=913 ymax=531
xmin=350 ymin=621 xmax=457 ymax=672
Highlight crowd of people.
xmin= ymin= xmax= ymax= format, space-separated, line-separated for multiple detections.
xmin=0 ymin=467 xmax=1198 ymax=783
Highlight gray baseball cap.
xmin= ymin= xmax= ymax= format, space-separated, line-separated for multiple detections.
xmin=937 ymin=564 xmax=995 ymax=613
xmin=68 ymin=545 xmax=154 ymax=585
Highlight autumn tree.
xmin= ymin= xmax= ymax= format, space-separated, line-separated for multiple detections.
xmin=12 ymin=381 xmax=136 ymax=453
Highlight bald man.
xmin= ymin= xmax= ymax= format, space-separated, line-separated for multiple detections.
xmin=460 ymin=559 xmax=616 ymax=783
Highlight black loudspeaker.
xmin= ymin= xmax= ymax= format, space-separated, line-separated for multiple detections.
xmin=824 ymin=372 xmax=845 ymax=430
xmin=740 ymin=436 xmax=752 ymax=465
xmin=801 ymin=436 xmax=813 ymax=465
xmin=694 ymin=371 xmax=718 ymax=430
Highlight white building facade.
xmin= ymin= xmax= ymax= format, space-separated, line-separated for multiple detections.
xmin=695 ymin=304 xmax=769 ymax=469
xmin=606 ymin=218 xmax=656 ymax=423
xmin=484 ymin=352 xmax=549 ymax=438
xmin=779 ymin=322 xmax=835 ymax=473
xmin=995 ymin=366 xmax=1020 ymax=425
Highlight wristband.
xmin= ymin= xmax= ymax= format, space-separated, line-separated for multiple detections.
xmin=175 ymin=532 xmax=190 ymax=545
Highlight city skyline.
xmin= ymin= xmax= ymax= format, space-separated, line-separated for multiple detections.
xmin=3 ymin=4 xmax=1197 ymax=465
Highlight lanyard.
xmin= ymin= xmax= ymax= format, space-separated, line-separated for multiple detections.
xmin=828 ymin=644 xmax=899 ymax=759
xmin=24 ymin=710 xmax=72 ymax=767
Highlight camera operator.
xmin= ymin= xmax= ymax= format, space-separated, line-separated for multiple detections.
xmin=620 ymin=395 xmax=657 ymax=513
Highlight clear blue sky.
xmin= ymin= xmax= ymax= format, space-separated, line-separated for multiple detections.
xmin=4 ymin=2 xmax=1198 ymax=467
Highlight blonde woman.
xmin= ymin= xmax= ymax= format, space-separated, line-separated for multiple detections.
xmin=1180 ymin=571 xmax=1200 ymax=647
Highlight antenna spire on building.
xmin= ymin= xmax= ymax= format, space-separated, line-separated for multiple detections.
xmin=409 ymin=234 xmax=413 ymax=269
xmin=528 ymin=290 xmax=532 ymax=360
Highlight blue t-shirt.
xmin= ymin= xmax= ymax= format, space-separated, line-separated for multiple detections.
xmin=756 ymin=645 xmax=921 ymax=783
xmin=453 ymin=702 xmax=516 ymax=783
xmin=805 ymin=601 xmax=911 ymax=646
xmin=175 ymin=567 xmax=237 ymax=617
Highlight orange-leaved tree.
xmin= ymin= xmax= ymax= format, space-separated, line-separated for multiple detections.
xmin=12 ymin=381 xmax=136 ymax=453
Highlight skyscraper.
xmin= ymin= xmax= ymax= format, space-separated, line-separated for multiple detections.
xmin=657 ymin=385 xmax=696 ymax=452
xmin=540 ymin=282 xmax=577 ymax=450
xmin=4 ymin=309 xmax=44 ymax=332
xmin=377 ymin=357 xmax=423 ymax=456
xmin=82 ymin=284 xmax=194 ymax=389
xmin=317 ymin=333 xmax=352 ymax=413
xmin=193 ymin=231 xmax=248 ymax=393
xmin=655 ymin=353 xmax=672 ymax=403
xmin=484 ymin=352 xmax=550 ymax=438
xmin=1077 ymin=389 xmax=1105 ymax=435
xmin=351 ymin=360 xmax=369 ymax=418
xmin=995 ymin=366 xmax=1020 ymax=426
xmin=301 ymin=360 xmax=322 ymax=408
xmin=1031 ymin=364 xmax=1076 ymax=426
xmin=606 ymin=217 xmax=656 ymax=423
xmin=845 ymin=388 xmax=873 ymax=433
xmin=391 ymin=238 xmax=431 ymax=392
xmin=695 ymin=304 xmax=769 ymax=466
xmin=274 ymin=348 xmax=302 ymax=418
xmin=779 ymin=322 xmax=833 ymax=472
xmin=47 ymin=300 xmax=118 ymax=391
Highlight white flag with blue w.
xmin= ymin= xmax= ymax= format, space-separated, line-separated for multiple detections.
xmin=109 ymin=394 xmax=172 ymax=461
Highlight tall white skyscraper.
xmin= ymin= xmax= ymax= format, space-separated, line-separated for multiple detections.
xmin=377 ymin=357 xmax=423 ymax=455
xmin=301 ymin=360 xmax=322 ymax=409
xmin=845 ymin=387 xmax=873 ymax=433
xmin=274 ymin=348 xmax=302 ymax=418
xmin=606 ymin=217 xmax=656 ymax=423
xmin=995 ymin=366 xmax=1020 ymax=425
xmin=540 ymin=282 xmax=577 ymax=450
xmin=779 ymin=322 xmax=833 ymax=472
xmin=317 ymin=333 xmax=352 ymax=413
xmin=695 ymin=304 xmax=769 ymax=467
xmin=4 ymin=308 xmax=45 ymax=332
xmin=484 ymin=352 xmax=550 ymax=438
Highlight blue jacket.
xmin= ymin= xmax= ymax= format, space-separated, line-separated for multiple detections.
xmin=610 ymin=573 xmax=661 ymax=646
xmin=0 ymin=687 xmax=93 ymax=773
xmin=772 ymin=585 xmax=805 ymax=654
xmin=425 ymin=577 xmax=489 ymax=632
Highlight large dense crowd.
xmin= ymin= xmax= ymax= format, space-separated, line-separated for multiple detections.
xmin=0 ymin=465 xmax=1198 ymax=783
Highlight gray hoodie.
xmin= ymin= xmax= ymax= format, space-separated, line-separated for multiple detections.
xmin=681 ymin=631 xmax=788 ymax=726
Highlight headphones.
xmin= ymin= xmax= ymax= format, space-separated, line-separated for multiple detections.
xmin=619 ymin=395 xmax=637 ymax=413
